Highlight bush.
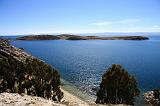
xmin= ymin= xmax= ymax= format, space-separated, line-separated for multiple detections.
xmin=96 ymin=64 xmax=140 ymax=105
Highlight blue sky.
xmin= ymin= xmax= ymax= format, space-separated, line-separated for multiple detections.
xmin=0 ymin=0 xmax=160 ymax=34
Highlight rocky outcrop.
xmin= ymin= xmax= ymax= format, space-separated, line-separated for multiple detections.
xmin=144 ymin=89 xmax=160 ymax=106
xmin=0 ymin=39 xmax=63 ymax=102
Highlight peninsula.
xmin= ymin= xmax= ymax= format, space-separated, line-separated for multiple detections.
xmin=16 ymin=34 xmax=149 ymax=40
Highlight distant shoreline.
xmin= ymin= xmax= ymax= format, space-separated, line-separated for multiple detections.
xmin=16 ymin=34 xmax=149 ymax=40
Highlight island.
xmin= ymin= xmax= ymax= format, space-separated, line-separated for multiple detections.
xmin=16 ymin=35 xmax=60 ymax=40
xmin=16 ymin=34 xmax=149 ymax=40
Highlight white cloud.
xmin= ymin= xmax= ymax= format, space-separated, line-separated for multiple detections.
xmin=90 ymin=19 xmax=140 ymax=26
xmin=118 ymin=19 xmax=140 ymax=24
xmin=91 ymin=21 xmax=113 ymax=26
xmin=153 ymin=25 xmax=160 ymax=28
xmin=152 ymin=25 xmax=160 ymax=29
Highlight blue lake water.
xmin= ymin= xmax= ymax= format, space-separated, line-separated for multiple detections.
xmin=11 ymin=36 xmax=160 ymax=100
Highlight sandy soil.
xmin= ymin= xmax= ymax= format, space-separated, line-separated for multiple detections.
xmin=0 ymin=89 xmax=129 ymax=106
xmin=61 ymin=88 xmax=92 ymax=106
xmin=0 ymin=90 xmax=90 ymax=106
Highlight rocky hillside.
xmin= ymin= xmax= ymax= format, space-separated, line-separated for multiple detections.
xmin=0 ymin=92 xmax=67 ymax=106
xmin=0 ymin=92 xmax=131 ymax=106
xmin=0 ymin=39 xmax=63 ymax=101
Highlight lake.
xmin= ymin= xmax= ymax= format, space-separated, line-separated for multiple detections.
xmin=11 ymin=36 xmax=160 ymax=102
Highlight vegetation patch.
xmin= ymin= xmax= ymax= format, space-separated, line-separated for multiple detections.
xmin=0 ymin=39 xmax=63 ymax=102
xmin=96 ymin=64 xmax=140 ymax=105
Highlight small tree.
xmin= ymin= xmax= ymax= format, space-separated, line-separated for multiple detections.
xmin=96 ymin=64 xmax=140 ymax=105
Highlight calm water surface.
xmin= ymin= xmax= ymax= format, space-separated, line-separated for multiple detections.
xmin=11 ymin=36 xmax=160 ymax=99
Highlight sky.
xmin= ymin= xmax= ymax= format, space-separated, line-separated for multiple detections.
xmin=0 ymin=0 xmax=160 ymax=35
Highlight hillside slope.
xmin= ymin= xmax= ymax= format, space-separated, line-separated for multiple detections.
xmin=0 ymin=39 xmax=63 ymax=101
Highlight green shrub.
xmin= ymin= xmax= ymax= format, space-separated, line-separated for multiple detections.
xmin=96 ymin=64 xmax=140 ymax=105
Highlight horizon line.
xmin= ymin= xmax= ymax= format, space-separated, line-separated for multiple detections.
xmin=1 ymin=31 xmax=160 ymax=36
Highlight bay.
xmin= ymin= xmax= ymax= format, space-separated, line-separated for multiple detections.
xmin=11 ymin=36 xmax=160 ymax=100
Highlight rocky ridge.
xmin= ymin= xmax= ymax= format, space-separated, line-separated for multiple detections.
xmin=0 ymin=39 xmax=33 ymax=62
